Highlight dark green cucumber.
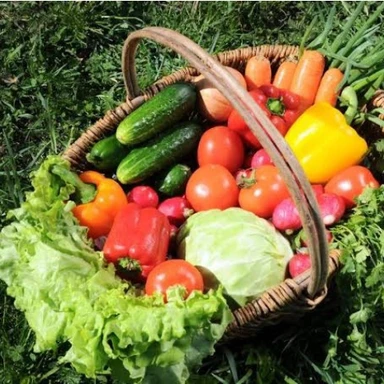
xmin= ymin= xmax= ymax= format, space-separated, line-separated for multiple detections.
xmin=86 ymin=135 xmax=130 ymax=171
xmin=116 ymin=83 xmax=196 ymax=146
xmin=116 ymin=122 xmax=202 ymax=184
xmin=155 ymin=164 xmax=192 ymax=197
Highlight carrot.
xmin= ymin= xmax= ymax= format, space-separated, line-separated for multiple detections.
xmin=314 ymin=67 xmax=344 ymax=106
xmin=245 ymin=55 xmax=272 ymax=90
xmin=272 ymin=59 xmax=298 ymax=90
xmin=289 ymin=50 xmax=326 ymax=109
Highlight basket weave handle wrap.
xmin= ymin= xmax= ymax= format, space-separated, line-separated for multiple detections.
xmin=121 ymin=27 xmax=329 ymax=298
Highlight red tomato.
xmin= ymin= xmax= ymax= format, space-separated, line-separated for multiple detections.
xmin=186 ymin=164 xmax=239 ymax=212
xmin=145 ymin=259 xmax=204 ymax=300
xmin=197 ymin=126 xmax=244 ymax=173
xmin=324 ymin=165 xmax=379 ymax=208
xmin=239 ymin=165 xmax=290 ymax=218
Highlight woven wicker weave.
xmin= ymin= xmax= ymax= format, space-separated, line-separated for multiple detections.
xmin=62 ymin=28 xmax=384 ymax=342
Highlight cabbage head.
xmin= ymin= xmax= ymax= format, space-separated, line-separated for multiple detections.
xmin=176 ymin=208 xmax=293 ymax=307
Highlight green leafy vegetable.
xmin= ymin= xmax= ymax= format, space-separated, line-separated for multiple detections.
xmin=177 ymin=208 xmax=293 ymax=307
xmin=323 ymin=185 xmax=384 ymax=382
xmin=0 ymin=156 xmax=232 ymax=383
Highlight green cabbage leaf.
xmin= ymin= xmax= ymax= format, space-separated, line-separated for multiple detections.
xmin=177 ymin=208 xmax=293 ymax=307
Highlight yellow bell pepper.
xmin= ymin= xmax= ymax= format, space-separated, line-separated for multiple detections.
xmin=285 ymin=102 xmax=368 ymax=184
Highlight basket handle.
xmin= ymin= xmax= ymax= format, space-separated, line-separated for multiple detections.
xmin=121 ymin=27 xmax=329 ymax=298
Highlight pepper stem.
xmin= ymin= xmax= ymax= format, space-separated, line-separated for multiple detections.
xmin=51 ymin=165 xmax=96 ymax=204
xmin=267 ymin=97 xmax=285 ymax=116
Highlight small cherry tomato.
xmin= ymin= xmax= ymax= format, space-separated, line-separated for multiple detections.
xmin=239 ymin=165 xmax=290 ymax=218
xmin=324 ymin=165 xmax=379 ymax=208
xmin=197 ymin=126 xmax=244 ymax=173
xmin=145 ymin=259 xmax=204 ymax=300
xmin=186 ymin=164 xmax=239 ymax=212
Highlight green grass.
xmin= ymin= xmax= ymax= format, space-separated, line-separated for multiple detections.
xmin=1 ymin=2 xmax=384 ymax=383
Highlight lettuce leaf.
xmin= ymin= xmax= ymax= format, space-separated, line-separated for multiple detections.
xmin=0 ymin=156 xmax=232 ymax=383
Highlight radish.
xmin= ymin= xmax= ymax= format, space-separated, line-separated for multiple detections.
xmin=288 ymin=253 xmax=311 ymax=278
xmin=273 ymin=190 xmax=346 ymax=233
xmin=317 ymin=192 xmax=346 ymax=226
xmin=272 ymin=197 xmax=302 ymax=233
xmin=127 ymin=186 xmax=159 ymax=208
xmin=251 ymin=148 xmax=273 ymax=168
xmin=158 ymin=197 xmax=194 ymax=226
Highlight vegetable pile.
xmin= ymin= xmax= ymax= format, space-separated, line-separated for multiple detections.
xmin=1 ymin=6 xmax=384 ymax=382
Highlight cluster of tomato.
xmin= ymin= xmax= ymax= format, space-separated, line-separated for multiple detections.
xmin=186 ymin=80 xmax=311 ymax=217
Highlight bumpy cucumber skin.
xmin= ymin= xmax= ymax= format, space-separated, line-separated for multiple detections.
xmin=116 ymin=83 xmax=196 ymax=146
xmin=156 ymin=164 xmax=192 ymax=197
xmin=116 ymin=122 xmax=202 ymax=185
xmin=86 ymin=135 xmax=130 ymax=171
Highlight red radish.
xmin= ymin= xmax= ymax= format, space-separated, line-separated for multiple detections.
xmin=317 ymin=192 xmax=346 ymax=226
xmin=127 ymin=186 xmax=159 ymax=208
xmin=158 ymin=197 xmax=194 ymax=226
xmin=272 ymin=197 xmax=302 ymax=233
xmin=288 ymin=253 xmax=311 ymax=278
xmin=273 ymin=190 xmax=345 ymax=233
xmin=251 ymin=148 xmax=273 ymax=168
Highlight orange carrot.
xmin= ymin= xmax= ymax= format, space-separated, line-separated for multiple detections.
xmin=245 ymin=55 xmax=272 ymax=90
xmin=272 ymin=59 xmax=298 ymax=90
xmin=314 ymin=67 xmax=344 ymax=106
xmin=289 ymin=50 xmax=326 ymax=109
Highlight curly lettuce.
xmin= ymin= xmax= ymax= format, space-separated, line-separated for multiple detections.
xmin=0 ymin=156 xmax=232 ymax=383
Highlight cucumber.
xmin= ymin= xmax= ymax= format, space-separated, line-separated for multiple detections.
xmin=116 ymin=122 xmax=202 ymax=185
xmin=155 ymin=164 xmax=192 ymax=197
xmin=116 ymin=83 xmax=196 ymax=146
xmin=86 ymin=135 xmax=130 ymax=171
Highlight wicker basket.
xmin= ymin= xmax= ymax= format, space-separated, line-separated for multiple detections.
xmin=62 ymin=27 xmax=384 ymax=342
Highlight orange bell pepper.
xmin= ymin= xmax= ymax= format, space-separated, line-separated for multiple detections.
xmin=72 ymin=171 xmax=128 ymax=239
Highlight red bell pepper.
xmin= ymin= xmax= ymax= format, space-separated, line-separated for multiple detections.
xmin=103 ymin=203 xmax=171 ymax=279
xmin=227 ymin=85 xmax=301 ymax=149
